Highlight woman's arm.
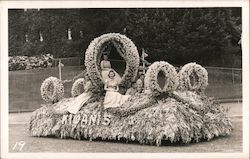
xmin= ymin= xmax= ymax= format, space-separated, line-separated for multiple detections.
xmin=104 ymin=86 xmax=114 ymax=91
xmin=100 ymin=61 xmax=105 ymax=70
xmin=104 ymin=80 xmax=114 ymax=91
xmin=104 ymin=82 xmax=109 ymax=91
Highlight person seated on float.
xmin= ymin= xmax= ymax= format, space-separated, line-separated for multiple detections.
xmin=103 ymin=70 xmax=130 ymax=109
xmin=54 ymin=75 xmax=93 ymax=114
xmin=100 ymin=53 xmax=121 ymax=84
xmin=136 ymin=73 xmax=145 ymax=93
xmin=125 ymin=81 xmax=137 ymax=96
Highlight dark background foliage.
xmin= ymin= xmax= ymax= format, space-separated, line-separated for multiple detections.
xmin=8 ymin=8 xmax=242 ymax=67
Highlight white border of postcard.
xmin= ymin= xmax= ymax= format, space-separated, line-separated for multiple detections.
xmin=1 ymin=0 xmax=249 ymax=159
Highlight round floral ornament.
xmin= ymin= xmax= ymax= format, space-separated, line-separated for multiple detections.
xmin=40 ymin=76 xmax=64 ymax=103
xmin=178 ymin=62 xmax=208 ymax=92
xmin=71 ymin=78 xmax=85 ymax=97
xmin=85 ymin=33 xmax=140 ymax=90
xmin=144 ymin=61 xmax=179 ymax=96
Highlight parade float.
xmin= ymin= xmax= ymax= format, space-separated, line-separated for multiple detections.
xmin=29 ymin=33 xmax=232 ymax=146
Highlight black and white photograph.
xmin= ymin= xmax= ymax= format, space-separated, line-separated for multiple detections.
xmin=0 ymin=0 xmax=249 ymax=158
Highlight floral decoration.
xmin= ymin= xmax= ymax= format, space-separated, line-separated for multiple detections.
xmin=40 ymin=76 xmax=64 ymax=103
xmin=71 ymin=78 xmax=85 ymax=97
xmin=29 ymin=92 xmax=232 ymax=146
xmin=178 ymin=63 xmax=208 ymax=92
xmin=30 ymin=34 xmax=231 ymax=147
xmin=85 ymin=33 xmax=140 ymax=90
xmin=144 ymin=61 xmax=179 ymax=96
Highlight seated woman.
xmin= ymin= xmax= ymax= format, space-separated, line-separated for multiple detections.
xmin=101 ymin=54 xmax=122 ymax=84
xmin=103 ymin=70 xmax=130 ymax=109
xmin=54 ymin=75 xmax=93 ymax=114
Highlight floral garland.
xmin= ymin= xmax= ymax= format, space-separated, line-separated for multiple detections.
xmin=71 ymin=78 xmax=85 ymax=97
xmin=106 ymin=93 xmax=157 ymax=117
xmin=178 ymin=63 xmax=208 ymax=92
xmin=40 ymin=77 xmax=64 ymax=103
xmin=144 ymin=61 xmax=179 ymax=96
xmin=85 ymin=33 xmax=140 ymax=90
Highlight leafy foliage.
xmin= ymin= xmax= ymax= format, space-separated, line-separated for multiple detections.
xmin=9 ymin=8 xmax=241 ymax=67
xmin=125 ymin=8 xmax=241 ymax=66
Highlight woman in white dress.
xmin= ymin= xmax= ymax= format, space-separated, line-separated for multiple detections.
xmin=100 ymin=54 xmax=122 ymax=84
xmin=103 ymin=70 xmax=130 ymax=109
xmin=54 ymin=75 xmax=93 ymax=114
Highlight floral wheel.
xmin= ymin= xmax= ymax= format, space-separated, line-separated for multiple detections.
xmin=85 ymin=33 xmax=140 ymax=90
xmin=71 ymin=78 xmax=85 ymax=97
xmin=144 ymin=61 xmax=179 ymax=95
xmin=178 ymin=62 xmax=208 ymax=91
xmin=40 ymin=76 xmax=64 ymax=103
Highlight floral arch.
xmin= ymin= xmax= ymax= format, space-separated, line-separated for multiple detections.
xmin=85 ymin=33 xmax=140 ymax=90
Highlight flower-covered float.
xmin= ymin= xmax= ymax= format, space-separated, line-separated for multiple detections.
xmin=29 ymin=33 xmax=232 ymax=146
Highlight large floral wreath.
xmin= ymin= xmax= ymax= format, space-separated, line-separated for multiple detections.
xmin=178 ymin=62 xmax=208 ymax=92
xmin=40 ymin=76 xmax=64 ymax=103
xmin=85 ymin=33 xmax=140 ymax=90
xmin=144 ymin=61 xmax=179 ymax=96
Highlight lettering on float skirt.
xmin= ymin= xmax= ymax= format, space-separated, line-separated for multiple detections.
xmin=61 ymin=112 xmax=112 ymax=126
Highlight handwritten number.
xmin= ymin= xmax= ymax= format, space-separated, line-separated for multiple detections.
xmin=12 ymin=141 xmax=25 ymax=151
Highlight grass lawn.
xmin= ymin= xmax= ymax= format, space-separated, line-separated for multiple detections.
xmin=9 ymin=66 xmax=84 ymax=112
xmin=9 ymin=63 xmax=242 ymax=112
xmin=8 ymin=117 xmax=242 ymax=153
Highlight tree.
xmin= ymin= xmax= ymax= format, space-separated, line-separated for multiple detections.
xmin=125 ymin=8 xmax=241 ymax=67
xmin=8 ymin=8 xmax=242 ymax=67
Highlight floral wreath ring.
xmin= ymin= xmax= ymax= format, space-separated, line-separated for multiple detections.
xmin=178 ymin=63 xmax=208 ymax=91
xmin=71 ymin=78 xmax=85 ymax=97
xmin=40 ymin=76 xmax=64 ymax=103
xmin=85 ymin=33 xmax=140 ymax=90
xmin=144 ymin=61 xmax=179 ymax=95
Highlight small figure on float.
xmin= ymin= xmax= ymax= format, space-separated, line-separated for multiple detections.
xmin=103 ymin=70 xmax=130 ymax=109
xmin=100 ymin=53 xmax=122 ymax=84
